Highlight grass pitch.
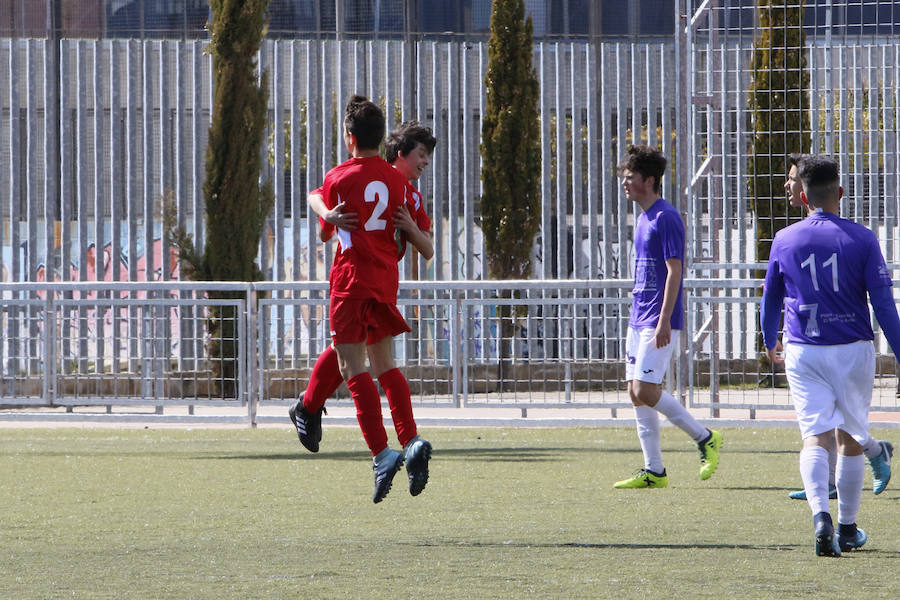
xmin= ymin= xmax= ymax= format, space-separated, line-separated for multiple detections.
xmin=2 ymin=425 xmax=900 ymax=599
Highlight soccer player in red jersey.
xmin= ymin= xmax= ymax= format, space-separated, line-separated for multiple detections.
xmin=293 ymin=99 xmax=433 ymax=502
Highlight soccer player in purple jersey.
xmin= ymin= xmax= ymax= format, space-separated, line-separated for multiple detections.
xmin=761 ymin=155 xmax=900 ymax=556
xmin=613 ymin=145 xmax=723 ymax=489
xmin=781 ymin=155 xmax=894 ymax=502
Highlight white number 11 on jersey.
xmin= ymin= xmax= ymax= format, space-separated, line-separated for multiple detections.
xmin=801 ymin=252 xmax=840 ymax=293
xmin=798 ymin=252 xmax=839 ymax=338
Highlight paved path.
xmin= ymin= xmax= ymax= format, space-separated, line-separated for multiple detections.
xmin=2 ymin=396 xmax=900 ymax=429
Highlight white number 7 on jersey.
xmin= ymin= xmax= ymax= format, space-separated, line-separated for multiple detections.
xmin=798 ymin=303 xmax=820 ymax=337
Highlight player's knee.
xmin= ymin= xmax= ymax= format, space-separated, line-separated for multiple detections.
xmin=631 ymin=381 xmax=660 ymax=407
xmin=628 ymin=386 xmax=641 ymax=406
xmin=366 ymin=337 xmax=395 ymax=377
xmin=836 ymin=429 xmax=863 ymax=455
xmin=335 ymin=343 xmax=368 ymax=379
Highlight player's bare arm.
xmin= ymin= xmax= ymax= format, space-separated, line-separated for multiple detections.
xmin=307 ymin=191 xmax=359 ymax=231
xmin=655 ymin=256 xmax=681 ymax=348
xmin=393 ymin=205 xmax=434 ymax=260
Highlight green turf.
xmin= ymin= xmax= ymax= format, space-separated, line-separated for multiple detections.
xmin=2 ymin=426 xmax=899 ymax=599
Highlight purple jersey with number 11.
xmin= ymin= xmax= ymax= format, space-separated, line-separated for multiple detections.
xmin=629 ymin=198 xmax=685 ymax=330
xmin=764 ymin=211 xmax=892 ymax=345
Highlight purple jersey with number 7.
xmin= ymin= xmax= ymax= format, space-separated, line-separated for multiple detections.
xmin=764 ymin=211 xmax=893 ymax=345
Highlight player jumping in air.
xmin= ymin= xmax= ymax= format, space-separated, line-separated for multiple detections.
xmin=294 ymin=103 xmax=433 ymax=503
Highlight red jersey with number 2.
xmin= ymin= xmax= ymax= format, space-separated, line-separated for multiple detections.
xmin=317 ymin=180 xmax=430 ymax=247
xmin=321 ymin=156 xmax=410 ymax=304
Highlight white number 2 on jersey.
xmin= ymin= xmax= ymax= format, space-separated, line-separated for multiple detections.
xmin=364 ymin=180 xmax=390 ymax=231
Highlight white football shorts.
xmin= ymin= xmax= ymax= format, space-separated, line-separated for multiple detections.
xmin=625 ymin=326 xmax=680 ymax=384
xmin=783 ymin=340 xmax=875 ymax=442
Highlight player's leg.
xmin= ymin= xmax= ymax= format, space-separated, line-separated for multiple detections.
xmin=367 ymin=304 xmax=431 ymax=496
xmin=631 ymin=329 xmax=722 ymax=480
xmin=614 ymin=327 xmax=667 ymax=489
xmin=835 ymin=430 xmax=867 ymax=551
xmin=366 ymin=305 xmax=416 ymax=446
xmin=633 ymin=394 xmax=664 ymax=474
xmin=785 ymin=342 xmax=845 ymax=556
xmin=335 ymin=340 xmax=387 ymax=454
xmin=800 ymin=435 xmax=842 ymax=557
xmin=790 ymin=431 xmax=837 ymax=500
xmin=614 ymin=385 xmax=668 ymax=489
xmin=303 ymin=345 xmax=343 ymax=413
xmin=861 ymin=434 xmax=892 ymax=495
xmin=332 ymin=298 xmax=402 ymax=503
xmin=288 ymin=344 xmax=343 ymax=452
xmin=833 ymin=341 xmax=875 ymax=551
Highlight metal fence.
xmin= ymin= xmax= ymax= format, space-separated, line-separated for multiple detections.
xmin=685 ymin=1 xmax=900 ymax=272
xmin=0 ymin=37 xmax=684 ymax=289
xmin=5 ymin=3 xmax=900 ymax=423
xmin=2 ymin=280 xmax=900 ymax=424
xmin=4 ymin=31 xmax=900 ymax=281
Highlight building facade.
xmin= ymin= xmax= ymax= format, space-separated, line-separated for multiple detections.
xmin=2 ymin=0 xmax=675 ymax=39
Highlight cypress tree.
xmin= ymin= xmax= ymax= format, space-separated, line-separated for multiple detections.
xmin=480 ymin=0 xmax=541 ymax=280
xmin=170 ymin=0 xmax=273 ymax=395
xmin=748 ymin=0 xmax=810 ymax=263
xmin=480 ymin=0 xmax=541 ymax=385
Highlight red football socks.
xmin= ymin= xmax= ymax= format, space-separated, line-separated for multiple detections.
xmin=378 ymin=368 xmax=417 ymax=447
xmin=346 ymin=373 xmax=388 ymax=456
xmin=302 ymin=345 xmax=344 ymax=412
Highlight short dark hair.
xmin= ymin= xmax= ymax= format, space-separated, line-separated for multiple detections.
xmin=384 ymin=121 xmax=437 ymax=164
xmin=344 ymin=94 xmax=385 ymax=151
xmin=617 ymin=145 xmax=667 ymax=193
xmin=797 ymin=154 xmax=840 ymax=207
xmin=787 ymin=153 xmax=811 ymax=168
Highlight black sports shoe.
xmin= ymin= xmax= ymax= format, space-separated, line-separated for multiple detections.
xmin=404 ymin=437 xmax=433 ymax=496
xmin=288 ymin=400 xmax=325 ymax=453
xmin=814 ymin=512 xmax=841 ymax=557
xmin=372 ymin=449 xmax=404 ymax=503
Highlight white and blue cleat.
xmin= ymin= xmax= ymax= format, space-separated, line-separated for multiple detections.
xmin=869 ymin=440 xmax=893 ymax=495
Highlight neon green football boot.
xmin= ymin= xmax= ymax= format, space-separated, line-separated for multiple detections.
xmin=698 ymin=429 xmax=723 ymax=480
xmin=614 ymin=468 xmax=668 ymax=489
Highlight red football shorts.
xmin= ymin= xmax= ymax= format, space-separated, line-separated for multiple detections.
xmin=329 ymin=297 xmax=411 ymax=345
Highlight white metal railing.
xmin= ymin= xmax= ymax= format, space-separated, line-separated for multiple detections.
xmin=3 ymin=280 xmax=900 ymax=424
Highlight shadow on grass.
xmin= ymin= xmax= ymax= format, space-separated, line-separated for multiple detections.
xmin=199 ymin=446 xmax=581 ymax=462
xmin=13 ymin=445 xmax=800 ymax=461
xmin=404 ymin=540 xmax=900 ymax=555
xmin=406 ymin=540 xmax=801 ymax=551
xmin=725 ymin=485 xmax=808 ymax=492
xmin=207 ymin=443 xmax=803 ymax=463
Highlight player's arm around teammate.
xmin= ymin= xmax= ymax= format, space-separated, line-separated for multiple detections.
xmin=308 ymin=189 xmax=356 ymax=243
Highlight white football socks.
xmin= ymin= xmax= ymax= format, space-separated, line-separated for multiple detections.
xmin=862 ymin=436 xmax=883 ymax=460
xmin=653 ymin=392 xmax=708 ymax=442
xmin=828 ymin=446 xmax=837 ymax=487
xmin=634 ymin=404 xmax=664 ymax=474
xmin=800 ymin=446 xmax=831 ymax=516
xmin=836 ymin=453 xmax=865 ymax=527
